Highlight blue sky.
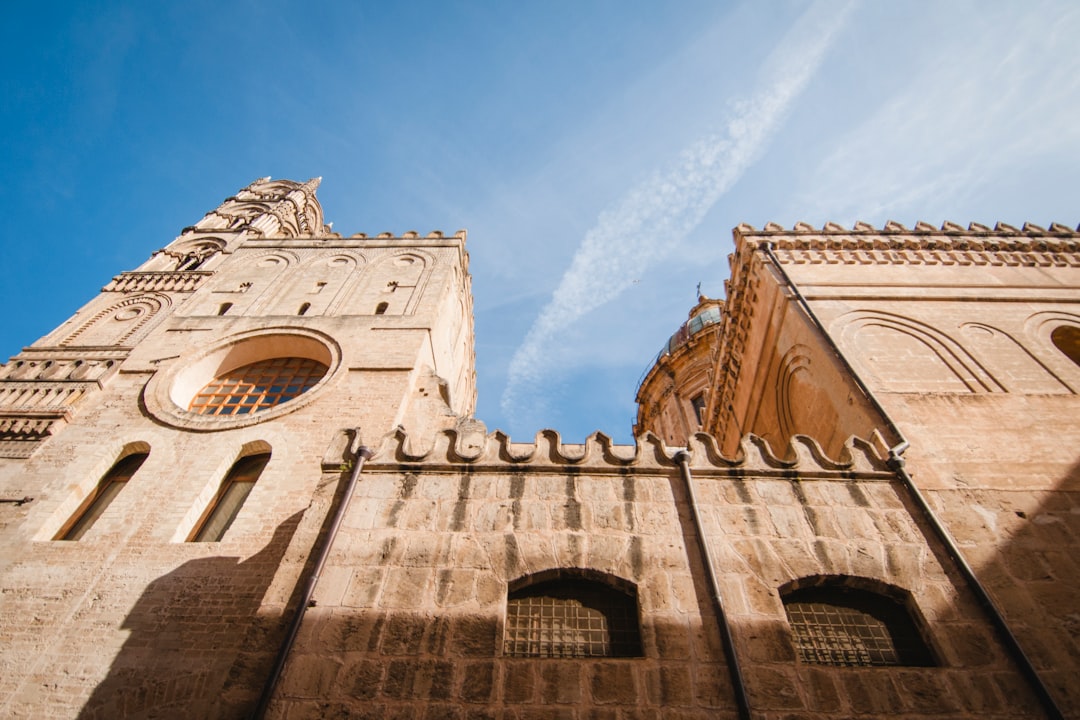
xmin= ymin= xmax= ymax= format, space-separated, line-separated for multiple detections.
xmin=2 ymin=1 xmax=1078 ymax=443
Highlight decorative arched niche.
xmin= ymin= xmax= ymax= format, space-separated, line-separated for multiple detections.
xmin=143 ymin=328 xmax=340 ymax=431
xmin=835 ymin=310 xmax=1001 ymax=393
xmin=141 ymin=237 xmax=226 ymax=272
xmin=263 ymin=252 xmax=364 ymax=316
xmin=344 ymin=250 xmax=432 ymax=316
xmin=183 ymin=250 xmax=296 ymax=317
xmin=60 ymin=294 xmax=171 ymax=348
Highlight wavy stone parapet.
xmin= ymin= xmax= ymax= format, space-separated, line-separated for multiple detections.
xmin=363 ymin=425 xmax=891 ymax=477
xmin=103 ymin=271 xmax=212 ymax=293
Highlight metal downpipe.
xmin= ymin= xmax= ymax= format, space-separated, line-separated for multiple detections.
xmin=252 ymin=435 xmax=374 ymax=720
xmin=760 ymin=242 xmax=1065 ymax=720
xmin=674 ymin=449 xmax=752 ymax=720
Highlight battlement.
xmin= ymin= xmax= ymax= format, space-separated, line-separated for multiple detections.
xmin=363 ymin=422 xmax=892 ymax=476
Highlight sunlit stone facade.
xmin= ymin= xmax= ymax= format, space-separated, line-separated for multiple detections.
xmin=0 ymin=180 xmax=1077 ymax=718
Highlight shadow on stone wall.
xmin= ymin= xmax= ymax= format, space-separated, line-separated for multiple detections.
xmin=271 ymin=608 xmax=739 ymax=719
xmin=964 ymin=454 xmax=1080 ymax=713
xmin=77 ymin=511 xmax=304 ymax=720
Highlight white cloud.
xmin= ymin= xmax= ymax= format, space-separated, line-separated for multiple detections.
xmin=500 ymin=0 xmax=857 ymax=423
xmin=798 ymin=0 xmax=1080 ymax=224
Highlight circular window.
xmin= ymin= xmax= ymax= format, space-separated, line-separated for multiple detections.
xmin=144 ymin=329 xmax=340 ymax=431
xmin=188 ymin=357 xmax=328 ymax=416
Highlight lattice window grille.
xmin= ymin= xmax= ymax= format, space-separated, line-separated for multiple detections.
xmin=188 ymin=357 xmax=327 ymax=416
xmin=784 ymin=589 xmax=933 ymax=667
xmin=504 ymin=584 xmax=641 ymax=658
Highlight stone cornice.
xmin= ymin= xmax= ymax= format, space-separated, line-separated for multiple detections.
xmin=363 ymin=425 xmax=890 ymax=477
xmin=735 ymin=221 xmax=1080 ymax=267
xmin=0 ymin=410 xmax=68 ymax=440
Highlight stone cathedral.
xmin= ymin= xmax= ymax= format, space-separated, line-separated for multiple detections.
xmin=0 ymin=178 xmax=1077 ymax=720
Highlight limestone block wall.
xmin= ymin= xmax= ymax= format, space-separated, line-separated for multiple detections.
xmin=269 ymin=426 xmax=1040 ymax=719
xmin=273 ymin=428 xmax=739 ymax=719
xmin=752 ymin=223 xmax=1080 ymax=713
xmin=0 ymin=385 xmax=342 ymax=717
xmin=687 ymin=434 xmax=1042 ymax=719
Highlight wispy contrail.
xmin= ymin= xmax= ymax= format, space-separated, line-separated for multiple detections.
xmin=501 ymin=0 xmax=857 ymax=422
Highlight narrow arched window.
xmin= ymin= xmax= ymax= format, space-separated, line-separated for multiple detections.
xmin=298 ymin=302 xmax=311 ymax=316
xmin=782 ymin=583 xmax=933 ymax=666
xmin=189 ymin=453 xmax=270 ymax=542
xmin=375 ymin=302 xmax=389 ymax=315
xmin=1051 ymin=325 xmax=1080 ymax=367
xmin=218 ymin=302 xmax=233 ymax=316
xmin=504 ymin=571 xmax=642 ymax=658
xmin=691 ymin=393 xmax=707 ymax=426
xmin=55 ymin=451 xmax=149 ymax=540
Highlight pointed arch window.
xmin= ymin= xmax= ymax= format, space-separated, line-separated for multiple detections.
xmin=55 ymin=450 xmax=149 ymax=540
xmin=504 ymin=571 xmax=642 ymax=658
xmin=189 ymin=453 xmax=269 ymax=542
xmin=782 ymin=582 xmax=934 ymax=666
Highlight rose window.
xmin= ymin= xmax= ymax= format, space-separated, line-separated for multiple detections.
xmin=187 ymin=357 xmax=328 ymax=416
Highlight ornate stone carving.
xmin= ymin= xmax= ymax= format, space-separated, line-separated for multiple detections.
xmin=103 ymin=271 xmax=211 ymax=293
xmin=184 ymin=177 xmax=325 ymax=238
xmin=732 ymin=221 xmax=1080 ymax=267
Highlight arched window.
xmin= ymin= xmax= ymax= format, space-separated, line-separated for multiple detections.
xmin=297 ymin=302 xmax=311 ymax=316
xmin=218 ymin=302 xmax=233 ymax=316
xmin=55 ymin=450 xmax=149 ymax=540
xmin=504 ymin=571 xmax=642 ymax=658
xmin=188 ymin=358 xmax=328 ymax=416
xmin=375 ymin=302 xmax=389 ymax=315
xmin=691 ymin=393 xmax=707 ymax=426
xmin=782 ymin=582 xmax=933 ymax=666
xmin=1051 ymin=325 xmax=1080 ymax=367
xmin=188 ymin=452 xmax=269 ymax=542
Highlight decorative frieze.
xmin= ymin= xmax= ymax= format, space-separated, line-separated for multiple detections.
xmin=103 ymin=271 xmax=211 ymax=293
xmin=734 ymin=221 xmax=1080 ymax=267
xmin=0 ymin=411 xmax=68 ymax=458
xmin=0 ymin=352 xmax=123 ymax=382
xmin=0 ymin=382 xmax=97 ymax=410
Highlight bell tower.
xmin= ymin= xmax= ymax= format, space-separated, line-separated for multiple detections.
xmin=0 ymin=178 xmax=476 ymax=717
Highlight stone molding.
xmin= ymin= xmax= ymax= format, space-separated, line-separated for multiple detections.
xmin=0 ymin=351 xmax=124 ymax=381
xmin=0 ymin=410 xmax=67 ymax=438
xmin=0 ymin=382 xmax=99 ymax=411
xmin=735 ymin=221 xmax=1080 ymax=267
xmin=103 ymin=271 xmax=212 ymax=293
xmin=364 ymin=424 xmax=890 ymax=477
xmin=0 ymin=410 xmax=68 ymax=458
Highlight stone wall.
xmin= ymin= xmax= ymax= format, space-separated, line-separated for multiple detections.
xmin=269 ymin=426 xmax=1040 ymax=719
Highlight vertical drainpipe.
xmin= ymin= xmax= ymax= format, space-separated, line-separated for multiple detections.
xmin=674 ymin=449 xmax=752 ymax=720
xmin=252 ymin=434 xmax=374 ymax=720
xmin=760 ymin=241 xmax=1065 ymax=720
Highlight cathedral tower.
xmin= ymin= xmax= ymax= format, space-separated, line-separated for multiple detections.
xmin=0 ymin=178 xmax=475 ymax=717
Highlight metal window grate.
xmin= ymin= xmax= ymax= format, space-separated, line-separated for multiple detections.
xmin=784 ymin=587 xmax=933 ymax=666
xmin=188 ymin=358 xmax=327 ymax=416
xmin=504 ymin=581 xmax=641 ymax=658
